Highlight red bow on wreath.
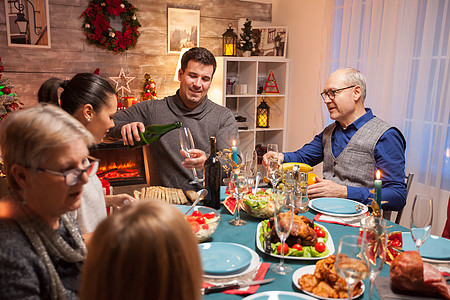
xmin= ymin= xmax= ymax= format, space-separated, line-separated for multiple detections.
xmin=92 ymin=14 xmax=110 ymax=36
xmin=106 ymin=0 xmax=125 ymax=16
xmin=115 ymin=29 xmax=132 ymax=49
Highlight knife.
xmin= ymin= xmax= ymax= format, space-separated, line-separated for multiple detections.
xmin=202 ymin=278 xmax=275 ymax=295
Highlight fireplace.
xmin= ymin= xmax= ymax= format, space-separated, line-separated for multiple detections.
xmin=89 ymin=142 xmax=148 ymax=187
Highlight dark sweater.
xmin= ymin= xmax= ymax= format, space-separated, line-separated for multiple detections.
xmin=0 ymin=218 xmax=82 ymax=299
xmin=108 ymin=91 xmax=239 ymax=192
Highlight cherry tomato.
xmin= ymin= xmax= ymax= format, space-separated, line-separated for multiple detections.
xmin=314 ymin=226 xmax=321 ymax=233
xmin=277 ymin=243 xmax=289 ymax=255
xmin=196 ymin=217 xmax=206 ymax=224
xmin=314 ymin=242 xmax=326 ymax=253
xmin=192 ymin=210 xmax=202 ymax=217
xmin=316 ymin=229 xmax=326 ymax=238
xmin=201 ymin=224 xmax=209 ymax=230
xmin=204 ymin=212 xmax=215 ymax=219
xmin=189 ymin=221 xmax=200 ymax=233
xmin=186 ymin=216 xmax=196 ymax=223
xmin=292 ymin=244 xmax=303 ymax=251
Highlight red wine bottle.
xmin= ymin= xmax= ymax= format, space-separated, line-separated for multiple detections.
xmin=203 ymin=136 xmax=221 ymax=209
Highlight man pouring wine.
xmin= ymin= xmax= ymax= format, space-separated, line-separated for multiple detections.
xmin=106 ymin=47 xmax=239 ymax=192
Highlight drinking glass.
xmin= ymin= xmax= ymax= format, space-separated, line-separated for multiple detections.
xmin=266 ymin=144 xmax=281 ymax=189
xmin=179 ymin=127 xmax=203 ymax=184
xmin=359 ymin=216 xmax=387 ymax=299
xmin=410 ymin=194 xmax=433 ymax=253
xmin=245 ymin=150 xmax=258 ymax=188
xmin=296 ymin=172 xmax=309 ymax=213
xmin=334 ymin=235 xmax=370 ymax=300
xmin=229 ymin=169 xmax=248 ymax=226
xmin=270 ymin=189 xmax=294 ymax=275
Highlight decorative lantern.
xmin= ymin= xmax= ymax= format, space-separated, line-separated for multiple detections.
xmin=256 ymin=99 xmax=270 ymax=128
xmin=222 ymin=23 xmax=237 ymax=56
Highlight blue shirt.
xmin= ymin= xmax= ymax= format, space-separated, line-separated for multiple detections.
xmin=283 ymin=109 xmax=407 ymax=211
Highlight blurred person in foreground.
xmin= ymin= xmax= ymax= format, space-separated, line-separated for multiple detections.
xmin=38 ymin=73 xmax=135 ymax=237
xmin=105 ymin=47 xmax=239 ymax=191
xmin=80 ymin=200 xmax=202 ymax=300
xmin=263 ymin=68 xmax=406 ymax=211
xmin=0 ymin=104 xmax=93 ymax=299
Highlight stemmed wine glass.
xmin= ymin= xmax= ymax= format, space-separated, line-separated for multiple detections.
xmin=245 ymin=150 xmax=258 ymax=187
xmin=359 ymin=216 xmax=387 ymax=299
xmin=270 ymin=189 xmax=294 ymax=275
xmin=229 ymin=169 xmax=248 ymax=226
xmin=266 ymin=144 xmax=281 ymax=189
xmin=179 ymin=127 xmax=203 ymax=184
xmin=334 ymin=235 xmax=370 ymax=300
xmin=410 ymin=194 xmax=433 ymax=253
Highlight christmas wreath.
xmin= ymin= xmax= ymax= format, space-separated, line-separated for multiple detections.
xmin=81 ymin=0 xmax=141 ymax=53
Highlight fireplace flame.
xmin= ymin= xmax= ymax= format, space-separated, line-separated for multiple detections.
xmin=97 ymin=161 xmax=140 ymax=180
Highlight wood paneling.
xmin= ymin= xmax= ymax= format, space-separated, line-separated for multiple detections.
xmin=0 ymin=0 xmax=271 ymax=107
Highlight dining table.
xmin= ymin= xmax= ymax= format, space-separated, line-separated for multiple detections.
xmin=200 ymin=187 xmax=450 ymax=300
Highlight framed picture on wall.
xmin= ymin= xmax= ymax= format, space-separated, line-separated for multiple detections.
xmin=168 ymin=8 xmax=200 ymax=54
xmin=251 ymin=26 xmax=288 ymax=58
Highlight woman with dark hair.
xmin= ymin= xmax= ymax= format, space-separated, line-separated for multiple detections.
xmin=38 ymin=73 xmax=135 ymax=238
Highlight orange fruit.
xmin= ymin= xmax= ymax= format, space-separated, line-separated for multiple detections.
xmin=308 ymin=173 xmax=317 ymax=185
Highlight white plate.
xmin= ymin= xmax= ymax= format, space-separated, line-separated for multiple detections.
xmin=203 ymin=243 xmax=260 ymax=279
xmin=256 ymin=222 xmax=335 ymax=260
xmin=308 ymin=198 xmax=368 ymax=217
xmin=292 ymin=265 xmax=365 ymax=299
xmin=244 ymin=291 xmax=317 ymax=300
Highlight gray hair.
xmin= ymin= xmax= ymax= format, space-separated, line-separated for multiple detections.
xmin=0 ymin=103 xmax=94 ymax=191
xmin=343 ymin=68 xmax=367 ymax=102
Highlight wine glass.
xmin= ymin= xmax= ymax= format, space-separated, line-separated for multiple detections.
xmin=266 ymin=144 xmax=281 ymax=190
xmin=229 ymin=169 xmax=248 ymax=226
xmin=245 ymin=150 xmax=257 ymax=187
xmin=270 ymin=189 xmax=294 ymax=275
xmin=334 ymin=235 xmax=370 ymax=300
xmin=359 ymin=216 xmax=387 ymax=299
xmin=179 ymin=127 xmax=203 ymax=184
xmin=410 ymin=194 xmax=433 ymax=253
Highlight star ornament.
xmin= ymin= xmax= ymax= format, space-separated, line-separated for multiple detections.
xmin=109 ymin=68 xmax=135 ymax=97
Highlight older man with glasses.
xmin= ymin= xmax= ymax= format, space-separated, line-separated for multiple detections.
xmin=263 ymin=68 xmax=407 ymax=211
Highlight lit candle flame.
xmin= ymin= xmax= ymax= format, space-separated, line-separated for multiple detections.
xmin=376 ymin=170 xmax=381 ymax=180
xmin=232 ymin=140 xmax=236 ymax=147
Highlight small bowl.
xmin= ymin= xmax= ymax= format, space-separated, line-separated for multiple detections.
xmin=176 ymin=205 xmax=221 ymax=242
xmin=241 ymin=190 xmax=276 ymax=219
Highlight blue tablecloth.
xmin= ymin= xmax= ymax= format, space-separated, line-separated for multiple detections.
xmin=201 ymin=187 xmax=406 ymax=299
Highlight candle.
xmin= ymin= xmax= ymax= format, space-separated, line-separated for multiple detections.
xmin=225 ymin=44 xmax=234 ymax=56
xmin=374 ymin=170 xmax=382 ymax=209
xmin=232 ymin=140 xmax=237 ymax=164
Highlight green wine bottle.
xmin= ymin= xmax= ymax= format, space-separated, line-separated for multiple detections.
xmin=129 ymin=121 xmax=182 ymax=148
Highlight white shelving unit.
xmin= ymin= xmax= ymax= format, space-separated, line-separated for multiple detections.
xmin=210 ymin=56 xmax=290 ymax=163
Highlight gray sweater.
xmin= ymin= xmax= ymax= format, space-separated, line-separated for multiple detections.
xmin=108 ymin=91 xmax=239 ymax=192
xmin=0 ymin=218 xmax=81 ymax=299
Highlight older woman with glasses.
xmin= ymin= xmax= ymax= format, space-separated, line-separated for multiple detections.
xmin=0 ymin=104 xmax=94 ymax=299
xmin=38 ymin=73 xmax=135 ymax=237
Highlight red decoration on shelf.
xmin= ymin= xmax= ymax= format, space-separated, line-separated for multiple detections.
xmin=262 ymin=70 xmax=279 ymax=94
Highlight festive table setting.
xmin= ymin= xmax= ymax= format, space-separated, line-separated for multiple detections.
xmin=193 ymin=186 xmax=450 ymax=300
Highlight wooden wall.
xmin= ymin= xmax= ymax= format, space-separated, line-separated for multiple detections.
xmin=0 ymin=0 xmax=271 ymax=107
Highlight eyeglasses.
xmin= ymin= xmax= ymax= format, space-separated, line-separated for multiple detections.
xmin=320 ymin=85 xmax=356 ymax=101
xmin=30 ymin=156 xmax=100 ymax=186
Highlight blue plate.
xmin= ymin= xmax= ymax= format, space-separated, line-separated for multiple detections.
xmin=199 ymin=242 xmax=252 ymax=275
xmin=243 ymin=291 xmax=317 ymax=300
xmin=311 ymin=198 xmax=363 ymax=214
xmin=402 ymin=232 xmax=450 ymax=260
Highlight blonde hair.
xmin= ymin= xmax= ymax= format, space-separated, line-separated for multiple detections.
xmin=0 ymin=104 xmax=94 ymax=192
xmin=80 ymin=200 xmax=203 ymax=300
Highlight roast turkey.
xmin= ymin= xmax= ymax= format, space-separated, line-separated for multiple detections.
xmin=268 ymin=212 xmax=318 ymax=246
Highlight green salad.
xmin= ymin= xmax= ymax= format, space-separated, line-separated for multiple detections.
xmin=259 ymin=219 xmax=330 ymax=258
xmin=242 ymin=189 xmax=283 ymax=218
